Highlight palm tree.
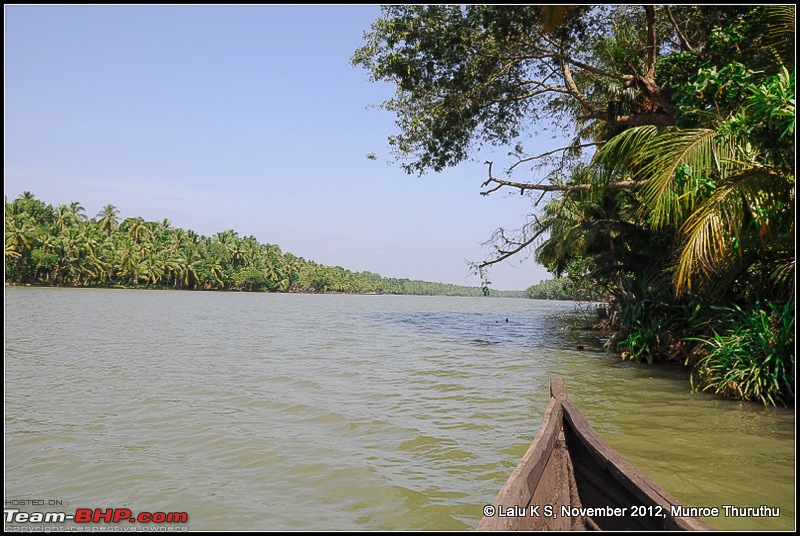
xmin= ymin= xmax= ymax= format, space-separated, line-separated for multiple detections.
xmin=205 ymin=258 xmax=224 ymax=289
xmin=69 ymin=201 xmax=87 ymax=220
xmin=173 ymin=243 xmax=202 ymax=289
xmin=115 ymin=236 xmax=142 ymax=285
xmin=31 ymin=230 xmax=59 ymax=283
xmin=594 ymin=65 xmax=794 ymax=299
xmin=54 ymin=205 xmax=73 ymax=234
xmin=139 ymin=253 xmax=165 ymax=287
xmin=4 ymin=210 xmax=33 ymax=261
xmin=281 ymin=253 xmax=301 ymax=292
xmin=97 ymin=204 xmax=121 ymax=236
xmin=57 ymin=227 xmax=104 ymax=285
xmin=591 ymin=3 xmax=795 ymax=300
xmin=124 ymin=217 xmax=150 ymax=243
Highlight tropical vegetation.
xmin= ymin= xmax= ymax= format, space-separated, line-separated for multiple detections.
xmin=354 ymin=5 xmax=794 ymax=405
xmin=525 ymin=278 xmax=574 ymax=301
xmin=4 ymin=192 xmax=521 ymax=298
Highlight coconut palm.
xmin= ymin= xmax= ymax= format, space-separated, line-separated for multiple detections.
xmin=594 ymin=64 xmax=794 ymax=299
xmin=97 ymin=204 xmax=121 ymax=236
xmin=173 ymin=243 xmax=202 ymax=289
xmin=54 ymin=205 xmax=73 ymax=234
xmin=69 ymin=201 xmax=87 ymax=220
xmin=591 ymin=2 xmax=795 ymax=300
xmin=124 ymin=217 xmax=150 ymax=243
xmin=5 ymin=210 xmax=33 ymax=262
xmin=138 ymin=252 xmax=165 ymax=287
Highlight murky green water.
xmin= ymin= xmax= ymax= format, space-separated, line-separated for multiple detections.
xmin=4 ymin=287 xmax=794 ymax=530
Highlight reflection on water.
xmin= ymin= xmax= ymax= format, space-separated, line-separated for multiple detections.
xmin=4 ymin=288 xmax=794 ymax=530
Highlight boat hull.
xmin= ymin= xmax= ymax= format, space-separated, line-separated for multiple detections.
xmin=477 ymin=377 xmax=714 ymax=531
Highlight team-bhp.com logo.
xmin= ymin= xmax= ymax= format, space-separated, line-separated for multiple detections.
xmin=5 ymin=508 xmax=188 ymax=524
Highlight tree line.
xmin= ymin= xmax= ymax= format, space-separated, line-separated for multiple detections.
xmin=4 ymin=192 xmax=521 ymax=298
xmin=354 ymin=5 xmax=794 ymax=405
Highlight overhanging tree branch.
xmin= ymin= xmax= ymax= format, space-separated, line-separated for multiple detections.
xmin=562 ymin=61 xmax=603 ymax=116
xmin=563 ymin=56 xmax=634 ymax=83
xmin=666 ymin=6 xmax=697 ymax=54
xmin=480 ymin=164 xmax=645 ymax=196
xmin=508 ymin=142 xmax=604 ymax=173
xmin=581 ymin=109 xmax=676 ymax=126
xmin=474 ymin=224 xmax=549 ymax=270
xmin=473 ymin=177 xmax=578 ymax=271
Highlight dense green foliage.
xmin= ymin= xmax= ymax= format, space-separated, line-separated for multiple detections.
xmin=690 ymin=302 xmax=795 ymax=406
xmin=4 ymin=192 xmax=519 ymax=297
xmin=525 ymin=278 xmax=573 ymax=301
xmin=524 ymin=275 xmax=605 ymax=302
xmin=355 ymin=5 xmax=795 ymax=404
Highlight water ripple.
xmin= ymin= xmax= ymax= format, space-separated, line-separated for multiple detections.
xmin=4 ymin=289 xmax=795 ymax=531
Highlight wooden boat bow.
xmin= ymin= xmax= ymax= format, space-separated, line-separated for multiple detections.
xmin=477 ymin=377 xmax=715 ymax=531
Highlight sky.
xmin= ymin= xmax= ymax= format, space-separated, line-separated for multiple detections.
xmin=4 ymin=5 xmax=556 ymax=291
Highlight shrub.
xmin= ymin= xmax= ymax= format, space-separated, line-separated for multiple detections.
xmin=690 ymin=301 xmax=795 ymax=406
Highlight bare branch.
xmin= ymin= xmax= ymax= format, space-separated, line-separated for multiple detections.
xmin=474 ymin=181 xmax=578 ymax=271
xmin=508 ymin=142 xmax=604 ymax=173
xmin=564 ymin=57 xmax=634 ymax=83
xmin=560 ymin=58 xmax=673 ymax=125
xmin=581 ymin=109 xmax=676 ymax=126
xmin=475 ymin=224 xmax=549 ymax=270
xmin=480 ymin=173 xmax=645 ymax=197
xmin=562 ymin=61 xmax=603 ymax=116
xmin=494 ymin=86 xmax=572 ymax=103
xmin=477 ymin=15 xmax=674 ymax=129
xmin=666 ymin=6 xmax=697 ymax=54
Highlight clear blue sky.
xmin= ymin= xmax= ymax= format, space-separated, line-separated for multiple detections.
xmin=4 ymin=5 xmax=554 ymax=291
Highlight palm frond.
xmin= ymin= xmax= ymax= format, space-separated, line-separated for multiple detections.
xmin=633 ymin=128 xmax=739 ymax=228
xmin=753 ymin=5 xmax=796 ymax=70
xmin=675 ymin=166 xmax=788 ymax=293
xmin=677 ymin=209 xmax=738 ymax=293
xmin=594 ymin=126 xmax=746 ymax=229
xmin=770 ymin=257 xmax=796 ymax=296
xmin=592 ymin=125 xmax=659 ymax=183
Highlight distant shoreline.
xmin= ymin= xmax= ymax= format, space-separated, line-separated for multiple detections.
xmin=4 ymin=281 xmax=529 ymax=298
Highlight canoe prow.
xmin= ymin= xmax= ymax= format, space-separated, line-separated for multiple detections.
xmin=477 ymin=377 xmax=714 ymax=531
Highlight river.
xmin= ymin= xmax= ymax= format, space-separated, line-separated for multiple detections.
xmin=4 ymin=287 xmax=795 ymax=530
